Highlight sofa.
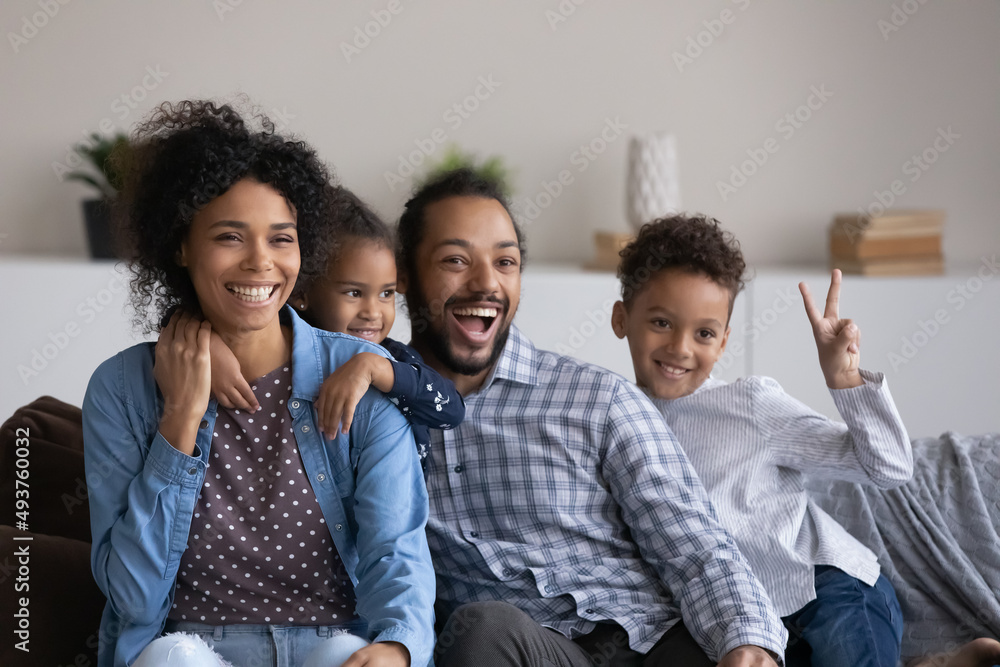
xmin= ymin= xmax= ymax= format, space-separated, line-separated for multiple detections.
xmin=0 ymin=396 xmax=105 ymax=667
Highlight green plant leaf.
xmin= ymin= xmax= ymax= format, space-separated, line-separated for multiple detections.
xmin=416 ymin=143 xmax=514 ymax=197
xmin=64 ymin=131 xmax=130 ymax=199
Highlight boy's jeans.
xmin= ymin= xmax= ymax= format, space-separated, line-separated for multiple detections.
xmin=783 ymin=565 xmax=903 ymax=667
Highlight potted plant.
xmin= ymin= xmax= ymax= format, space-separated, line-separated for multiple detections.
xmin=65 ymin=132 xmax=130 ymax=259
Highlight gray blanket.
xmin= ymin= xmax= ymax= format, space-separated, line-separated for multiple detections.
xmin=806 ymin=431 xmax=1000 ymax=658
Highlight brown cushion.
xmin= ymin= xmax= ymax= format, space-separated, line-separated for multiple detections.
xmin=0 ymin=396 xmax=91 ymax=542
xmin=0 ymin=526 xmax=104 ymax=667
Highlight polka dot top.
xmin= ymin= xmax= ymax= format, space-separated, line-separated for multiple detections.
xmin=169 ymin=364 xmax=357 ymax=625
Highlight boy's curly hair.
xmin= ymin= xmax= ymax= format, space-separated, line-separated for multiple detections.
xmin=617 ymin=214 xmax=747 ymax=318
xmin=114 ymin=99 xmax=338 ymax=333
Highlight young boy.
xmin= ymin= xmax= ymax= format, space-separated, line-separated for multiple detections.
xmin=212 ymin=188 xmax=464 ymax=466
xmin=610 ymin=214 xmax=912 ymax=667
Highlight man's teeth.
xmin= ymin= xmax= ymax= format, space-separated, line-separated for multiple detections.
xmin=228 ymin=285 xmax=275 ymax=302
xmin=453 ymin=306 xmax=498 ymax=317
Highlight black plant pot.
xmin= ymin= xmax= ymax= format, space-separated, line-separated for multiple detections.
xmin=82 ymin=198 xmax=117 ymax=259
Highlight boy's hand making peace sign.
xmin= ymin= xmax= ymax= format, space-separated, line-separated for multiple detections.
xmin=799 ymin=269 xmax=865 ymax=390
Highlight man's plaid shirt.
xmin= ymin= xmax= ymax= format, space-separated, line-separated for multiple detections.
xmin=425 ymin=326 xmax=787 ymax=660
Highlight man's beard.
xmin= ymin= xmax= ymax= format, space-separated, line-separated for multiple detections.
xmin=405 ymin=279 xmax=512 ymax=377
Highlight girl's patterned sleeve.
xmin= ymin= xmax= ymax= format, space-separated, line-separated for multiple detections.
xmin=380 ymin=337 xmax=466 ymax=429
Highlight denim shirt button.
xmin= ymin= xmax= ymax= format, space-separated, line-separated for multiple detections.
xmin=187 ymin=467 xmax=197 ymax=475
xmin=316 ymin=473 xmax=326 ymax=482
xmin=290 ymin=400 xmax=300 ymax=409
xmin=335 ymin=523 xmax=343 ymax=531
xmin=199 ymin=420 xmax=208 ymax=429
xmin=301 ymin=425 xmax=311 ymax=433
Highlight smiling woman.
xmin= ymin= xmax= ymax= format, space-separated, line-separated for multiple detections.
xmin=81 ymin=100 xmax=435 ymax=667
xmin=116 ymin=100 xmax=334 ymax=334
xmin=177 ymin=179 xmax=301 ymax=378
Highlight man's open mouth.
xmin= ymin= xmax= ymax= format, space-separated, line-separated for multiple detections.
xmin=452 ymin=305 xmax=500 ymax=337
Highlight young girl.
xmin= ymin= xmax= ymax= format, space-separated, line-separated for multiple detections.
xmin=83 ymin=100 xmax=434 ymax=667
xmin=212 ymin=188 xmax=465 ymax=466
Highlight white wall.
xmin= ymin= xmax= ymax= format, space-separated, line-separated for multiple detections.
xmin=5 ymin=260 xmax=995 ymax=438
xmin=1 ymin=1 xmax=998 ymax=266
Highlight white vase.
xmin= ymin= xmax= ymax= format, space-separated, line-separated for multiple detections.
xmin=626 ymin=133 xmax=682 ymax=231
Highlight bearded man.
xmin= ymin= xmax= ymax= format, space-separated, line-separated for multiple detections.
xmin=396 ymin=169 xmax=787 ymax=667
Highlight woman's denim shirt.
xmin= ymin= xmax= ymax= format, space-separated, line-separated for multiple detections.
xmin=83 ymin=307 xmax=435 ymax=667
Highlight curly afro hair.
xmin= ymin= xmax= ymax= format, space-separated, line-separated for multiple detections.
xmin=617 ymin=214 xmax=747 ymax=319
xmin=114 ymin=99 xmax=338 ymax=333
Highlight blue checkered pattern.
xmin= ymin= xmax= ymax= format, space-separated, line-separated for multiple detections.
xmin=425 ymin=326 xmax=788 ymax=661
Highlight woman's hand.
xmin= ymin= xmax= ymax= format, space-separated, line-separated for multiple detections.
xmin=341 ymin=641 xmax=410 ymax=667
xmin=799 ymin=269 xmax=864 ymax=390
xmin=315 ymin=352 xmax=394 ymax=435
xmin=154 ymin=310 xmax=212 ymax=455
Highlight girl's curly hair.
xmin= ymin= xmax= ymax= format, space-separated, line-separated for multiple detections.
xmin=329 ymin=187 xmax=394 ymax=256
xmin=617 ymin=214 xmax=748 ymax=319
xmin=113 ymin=99 xmax=338 ymax=333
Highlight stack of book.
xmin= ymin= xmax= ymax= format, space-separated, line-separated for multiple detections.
xmin=829 ymin=209 xmax=944 ymax=276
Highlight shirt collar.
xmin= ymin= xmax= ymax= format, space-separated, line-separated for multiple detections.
xmin=643 ymin=375 xmax=725 ymax=406
xmin=477 ymin=324 xmax=538 ymax=392
xmin=286 ymin=304 xmax=324 ymax=401
xmin=697 ymin=375 xmax=726 ymax=394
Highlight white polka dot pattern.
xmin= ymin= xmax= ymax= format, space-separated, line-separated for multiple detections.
xmin=169 ymin=365 xmax=357 ymax=625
